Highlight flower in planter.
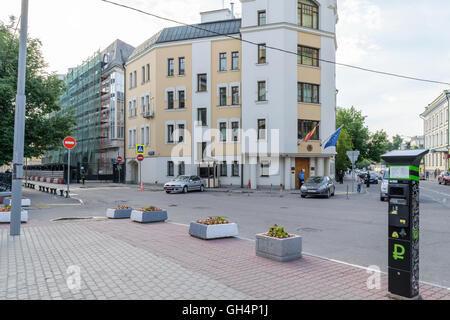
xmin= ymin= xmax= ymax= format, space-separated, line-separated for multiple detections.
xmin=265 ymin=224 xmax=294 ymax=239
xmin=138 ymin=206 xmax=162 ymax=212
xmin=112 ymin=205 xmax=133 ymax=210
xmin=0 ymin=206 xmax=11 ymax=212
xmin=196 ymin=216 xmax=230 ymax=225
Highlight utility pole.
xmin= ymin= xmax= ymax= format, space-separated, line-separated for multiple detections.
xmin=10 ymin=0 xmax=29 ymax=236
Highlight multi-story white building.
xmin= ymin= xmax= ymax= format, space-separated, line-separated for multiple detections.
xmin=125 ymin=0 xmax=338 ymax=190
xmin=420 ymin=90 xmax=450 ymax=173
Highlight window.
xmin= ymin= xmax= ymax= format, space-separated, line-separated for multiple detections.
xmin=133 ymin=100 xmax=137 ymax=116
xmin=198 ymin=74 xmax=207 ymax=92
xmin=220 ymin=161 xmax=228 ymax=176
xmin=168 ymin=58 xmax=174 ymax=76
xmin=178 ymin=124 xmax=185 ymax=143
xmin=298 ymin=120 xmax=320 ymax=141
xmin=258 ymin=44 xmax=266 ymax=64
xmin=258 ymin=81 xmax=266 ymax=101
xmin=167 ymin=161 xmax=174 ymax=176
xmin=232 ymin=161 xmax=239 ymax=176
xmin=258 ymin=119 xmax=266 ymax=140
xmin=219 ymin=87 xmax=227 ymax=106
xmin=298 ymin=46 xmax=319 ymax=66
xmin=129 ymin=73 xmax=133 ymax=89
xmin=298 ymin=0 xmax=319 ymax=29
xmin=219 ymin=122 xmax=227 ymax=142
xmin=128 ymin=129 xmax=132 ymax=147
xmin=258 ymin=10 xmax=266 ymax=26
xmin=146 ymin=64 xmax=150 ymax=82
xmin=145 ymin=126 xmax=150 ymax=146
xmin=219 ymin=53 xmax=227 ymax=72
xmin=140 ymin=127 xmax=145 ymax=145
xmin=231 ymin=52 xmax=239 ymax=70
xmin=145 ymin=95 xmax=150 ymax=113
xmin=167 ymin=91 xmax=174 ymax=109
xmin=133 ymin=71 xmax=137 ymax=88
xmin=261 ymin=161 xmax=270 ymax=177
xmin=179 ymin=57 xmax=185 ymax=76
xmin=141 ymin=96 xmax=145 ymax=114
xmin=198 ymin=108 xmax=207 ymax=126
xmin=178 ymin=90 xmax=185 ymax=109
xmin=231 ymin=121 xmax=239 ymax=141
xmin=141 ymin=66 xmax=145 ymax=84
xmin=179 ymin=162 xmax=185 ymax=175
xmin=232 ymin=86 xmax=239 ymax=105
xmin=298 ymin=82 xmax=319 ymax=104
xmin=133 ymin=129 xmax=137 ymax=146
xmin=167 ymin=124 xmax=174 ymax=143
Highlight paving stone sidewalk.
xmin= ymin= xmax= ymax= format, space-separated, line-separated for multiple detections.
xmin=1 ymin=219 xmax=449 ymax=300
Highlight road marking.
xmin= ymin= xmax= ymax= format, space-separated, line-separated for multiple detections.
xmin=420 ymin=186 xmax=450 ymax=198
xmin=48 ymin=203 xmax=81 ymax=206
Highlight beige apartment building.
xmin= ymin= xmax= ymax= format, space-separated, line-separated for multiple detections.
xmin=125 ymin=0 xmax=338 ymax=189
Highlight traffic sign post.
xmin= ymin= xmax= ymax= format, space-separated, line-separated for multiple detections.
xmin=346 ymin=150 xmax=360 ymax=193
xmin=63 ymin=137 xmax=76 ymax=198
xmin=381 ymin=149 xmax=428 ymax=300
xmin=137 ymin=154 xmax=144 ymax=191
xmin=117 ymin=156 xmax=122 ymax=184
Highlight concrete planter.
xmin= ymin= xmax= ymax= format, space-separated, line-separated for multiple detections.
xmin=106 ymin=208 xmax=132 ymax=219
xmin=0 ymin=210 xmax=28 ymax=223
xmin=3 ymin=197 xmax=31 ymax=207
xmin=189 ymin=221 xmax=238 ymax=240
xmin=130 ymin=209 xmax=167 ymax=223
xmin=255 ymin=233 xmax=302 ymax=262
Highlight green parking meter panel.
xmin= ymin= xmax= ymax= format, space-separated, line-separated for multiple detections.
xmin=381 ymin=149 xmax=428 ymax=299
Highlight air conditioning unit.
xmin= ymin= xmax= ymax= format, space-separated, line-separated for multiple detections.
xmin=143 ymin=110 xmax=154 ymax=118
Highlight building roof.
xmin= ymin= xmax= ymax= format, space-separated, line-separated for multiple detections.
xmin=127 ymin=19 xmax=242 ymax=63
xmin=101 ymin=39 xmax=135 ymax=74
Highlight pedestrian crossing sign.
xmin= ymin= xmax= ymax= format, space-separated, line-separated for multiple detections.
xmin=136 ymin=145 xmax=145 ymax=155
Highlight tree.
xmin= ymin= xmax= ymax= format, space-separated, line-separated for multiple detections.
xmin=335 ymin=128 xmax=353 ymax=172
xmin=387 ymin=134 xmax=403 ymax=151
xmin=367 ymin=130 xmax=390 ymax=163
xmin=0 ymin=17 xmax=75 ymax=166
xmin=336 ymin=106 xmax=370 ymax=159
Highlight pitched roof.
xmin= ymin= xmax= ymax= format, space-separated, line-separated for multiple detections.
xmin=128 ymin=19 xmax=241 ymax=62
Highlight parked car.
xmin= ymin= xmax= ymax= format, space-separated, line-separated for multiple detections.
xmin=380 ymin=170 xmax=389 ymax=201
xmin=369 ymin=173 xmax=378 ymax=184
xmin=164 ymin=175 xmax=206 ymax=193
xmin=438 ymin=172 xmax=450 ymax=185
xmin=301 ymin=176 xmax=335 ymax=198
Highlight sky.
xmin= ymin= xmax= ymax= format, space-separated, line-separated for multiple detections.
xmin=1 ymin=0 xmax=449 ymax=140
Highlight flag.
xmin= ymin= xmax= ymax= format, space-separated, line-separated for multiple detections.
xmin=303 ymin=126 xmax=318 ymax=143
xmin=324 ymin=127 xmax=342 ymax=149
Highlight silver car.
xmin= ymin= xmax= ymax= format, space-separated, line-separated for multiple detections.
xmin=380 ymin=169 xmax=389 ymax=201
xmin=164 ymin=175 xmax=206 ymax=194
xmin=301 ymin=176 xmax=335 ymax=198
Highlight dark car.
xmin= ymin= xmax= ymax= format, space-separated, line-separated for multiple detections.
xmin=438 ymin=172 xmax=450 ymax=185
xmin=369 ymin=173 xmax=378 ymax=184
xmin=300 ymin=176 xmax=335 ymax=198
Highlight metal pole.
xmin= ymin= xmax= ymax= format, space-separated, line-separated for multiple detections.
xmin=67 ymin=149 xmax=70 ymax=197
xmin=352 ymin=162 xmax=355 ymax=193
xmin=10 ymin=0 xmax=29 ymax=236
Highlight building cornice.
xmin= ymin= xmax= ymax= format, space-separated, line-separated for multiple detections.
xmin=420 ymin=91 xmax=449 ymax=118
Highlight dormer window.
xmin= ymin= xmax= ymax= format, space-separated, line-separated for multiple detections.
xmin=298 ymin=0 xmax=319 ymax=30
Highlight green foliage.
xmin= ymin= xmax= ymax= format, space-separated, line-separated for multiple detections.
xmin=335 ymin=128 xmax=353 ymax=171
xmin=387 ymin=134 xmax=403 ymax=151
xmin=140 ymin=206 xmax=162 ymax=212
xmin=367 ymin=130 xmax=390 ymax=163
xmin=356 ymin=158 xmax=372 ymax=170
xmin=336 ymin=106 xmax=370 ymax=159
xmin=267 ymin=224 xmax=291 ymax=238
xmin=197 ymin=216 xmax=230 ymax=225
xmin=0 ymin=17 xmax=75 ymax=166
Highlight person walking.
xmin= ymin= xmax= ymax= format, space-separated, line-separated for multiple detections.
xmin=366 ymin=172 xmax=371 ymax=188
xmin=356 ymin=174 xmax=362 ymax=193
xmin=298 ymin=169 xmax=305 ymax=189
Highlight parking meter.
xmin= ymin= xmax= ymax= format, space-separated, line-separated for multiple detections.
xmin=381 ymin=149 xmax=428 ymax=299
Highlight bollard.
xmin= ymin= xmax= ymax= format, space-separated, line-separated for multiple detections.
xmin=279 ymin=184 xmax=283 ymax=197
xmin=347 ymin=184 xmax=349 ymax=200
xmin=229 ymin=183 xmax=232 ymax=195
xmin=270 ymin=184 xmax=272 ymax=195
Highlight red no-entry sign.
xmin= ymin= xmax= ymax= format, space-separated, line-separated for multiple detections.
xmin=137 ymin=154 xmax=144 ymax=162
xmin=117 ymin=156 xmax=123 ymax=163
xmin=63 ymin=137 xmax=76 ymax=149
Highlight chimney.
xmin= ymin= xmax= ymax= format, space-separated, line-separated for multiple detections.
xmin=230 ymin=2 xmax=235 ymax=18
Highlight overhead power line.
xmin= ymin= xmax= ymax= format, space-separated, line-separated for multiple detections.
xmin=101 ymin=0 xmax=450 ymax=86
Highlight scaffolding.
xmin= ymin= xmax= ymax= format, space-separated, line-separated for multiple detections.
xmin=45 ymin=52 xmax=102 ymax=175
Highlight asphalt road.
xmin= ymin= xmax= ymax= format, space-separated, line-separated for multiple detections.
xmin=18 ymin=178 xmax=450 ymax=288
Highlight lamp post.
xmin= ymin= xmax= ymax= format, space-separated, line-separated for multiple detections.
xmin=10 ymin=0 xmax=29 ymax=236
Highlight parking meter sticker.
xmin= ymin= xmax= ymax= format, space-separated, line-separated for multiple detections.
xmin=393 ymin=244 xmax=405 ymax=261
xmin=413 ymin=229 xmax=419 ymax=241
xmin=392 ymin=232 xmax=399 ymax=239
xmin=390 ymin=166 xmax=409 ymax=179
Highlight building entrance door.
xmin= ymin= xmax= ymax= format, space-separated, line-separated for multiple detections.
xmin=295 ymin=158 xmax=310 ymax=189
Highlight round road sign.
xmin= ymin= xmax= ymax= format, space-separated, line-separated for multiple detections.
xmin=117 ymin=156 xmax=123 ymax=163
xmin=137 ymin=154 xmax=144 ymax=162
xmin=63 ymin=137 xmax=76 ymax=149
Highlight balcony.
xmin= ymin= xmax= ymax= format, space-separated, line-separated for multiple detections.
xmin=142 ymin=110 xmax=154 ymax=118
